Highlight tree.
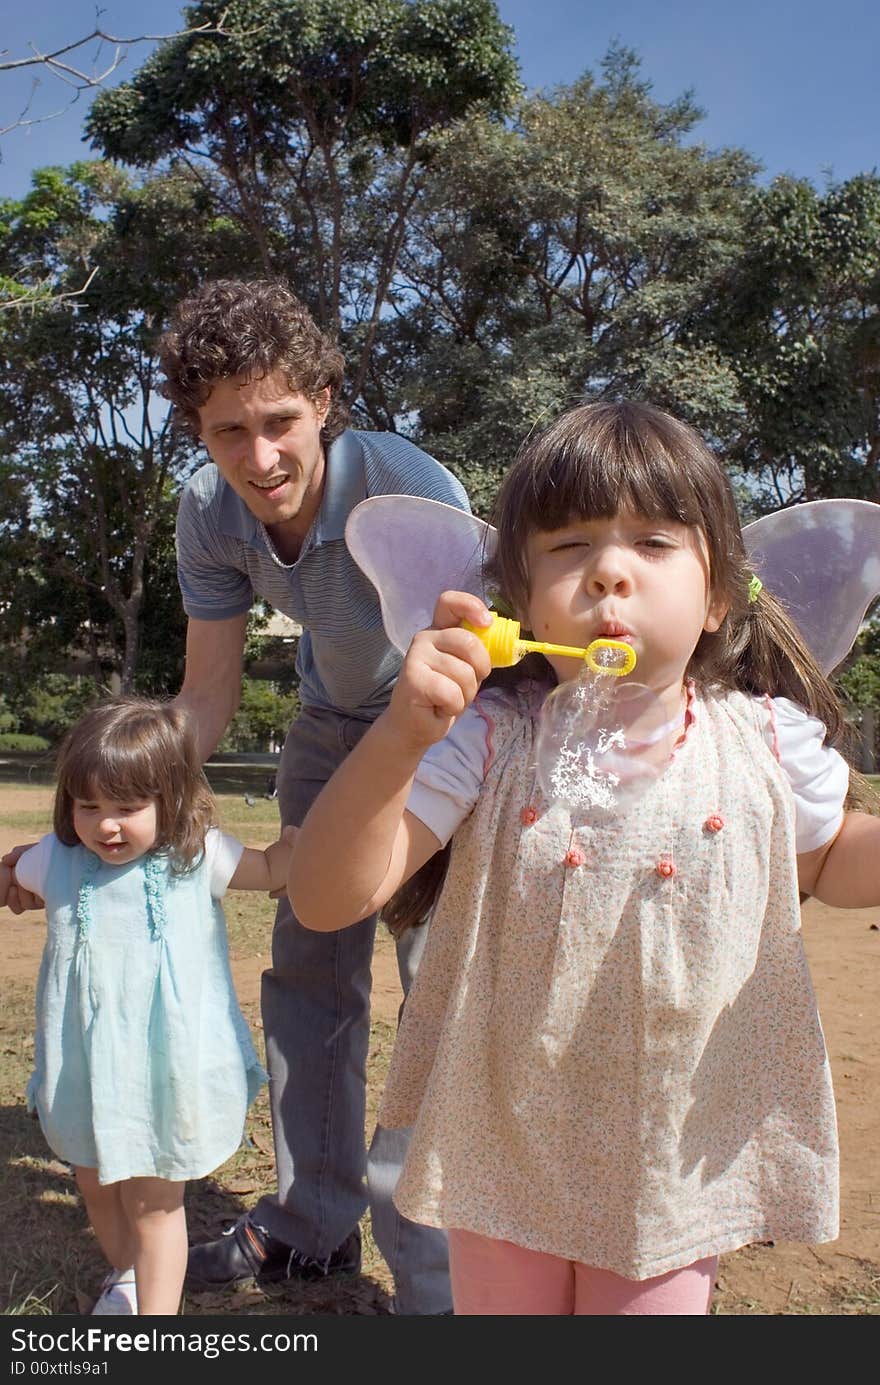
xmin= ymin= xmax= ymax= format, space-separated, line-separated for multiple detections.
xmin=383 ymin=51 xmax=880 ymax=518
xmin=0 ymin=159 xmax=258 ymax=692
xmin=3 ymin=674 xmax=98 ymax=745
xmin=707 ymin=174 xmax=880 ymax=507
xmin=86 ymin=0 xmax=520 ymax=428
xmin=384 ymin=48 xmax=758 ymax=508
xmin=222 ymin=677 xmax=300 ymax=751
xmin=0 ymin=13 xmax=239 ymax=311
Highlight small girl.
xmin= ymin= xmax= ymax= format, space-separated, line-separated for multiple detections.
xmin=7 ymin=697 xmax=292 ymax=1317
xmin=290 ymin=401 xmax=880 ymax=1315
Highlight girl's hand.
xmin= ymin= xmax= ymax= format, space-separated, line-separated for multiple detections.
xmin=384 ymin=590 xmax=493 ymax=752
xmin=431 ymin=589 xmax=494 ymax=634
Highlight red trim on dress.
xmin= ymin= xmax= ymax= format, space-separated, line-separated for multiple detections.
xmin=473 ymin=698 xmax=497 ymax=779
xmin=669 ymin=679 xmax=697 ymax=760
xmin=763 ymin=694 xmax=781 ymax=763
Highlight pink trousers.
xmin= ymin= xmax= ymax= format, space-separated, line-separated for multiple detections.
xmin=448 ymin=1228 xmax=717 ymax=1315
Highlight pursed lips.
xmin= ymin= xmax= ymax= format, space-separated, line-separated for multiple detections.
xmin=593 ymin=618 xmax=633 ymax=640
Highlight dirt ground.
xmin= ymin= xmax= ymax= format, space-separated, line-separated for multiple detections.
xmin=1 ymin=790 xmax=878 ymax=1314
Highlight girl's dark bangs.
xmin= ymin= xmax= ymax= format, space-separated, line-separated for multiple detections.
xmin=64 ymin=743 xmax=158 ymax=804
xmin=530 ymin=443 xmax=706 ymax=530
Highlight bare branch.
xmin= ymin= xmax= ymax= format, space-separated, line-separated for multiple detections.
xmin=0 ymin=14 xmax=233 ymax=84
xmin=0 ymin=265 xmax=99 ymax=313
xmin=0 ymin=12 xmax=237 ymax=141
xmin=0 ymin=76 xmax=78 ymax=138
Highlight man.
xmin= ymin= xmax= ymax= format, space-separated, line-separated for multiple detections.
xmin=11 ymin=278 xmax=463 ymax=1314
xmin=167 ymin=277 xmax=470 ymax=1313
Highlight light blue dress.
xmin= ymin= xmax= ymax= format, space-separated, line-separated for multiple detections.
xmin=17 ymin=830 xmax=266 ymax=1185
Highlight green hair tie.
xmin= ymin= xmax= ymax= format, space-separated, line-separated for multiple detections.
xmin=748 ymin=574 xmax=763 ymax=604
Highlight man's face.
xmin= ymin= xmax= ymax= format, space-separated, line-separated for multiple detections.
xmin=198 ymin=371 xmax=330 ymax=535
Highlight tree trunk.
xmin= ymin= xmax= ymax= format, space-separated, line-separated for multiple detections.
xmin=859 ymin=706 xmax=876 ymax=773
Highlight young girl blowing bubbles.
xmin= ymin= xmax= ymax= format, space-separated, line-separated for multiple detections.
xmin=3 ymin=698 xmax=293 ymax=1316
xmin=290 ymin=401 xmax=880 ymax=1316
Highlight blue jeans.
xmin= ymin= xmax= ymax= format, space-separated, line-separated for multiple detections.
xmin=254 ymin=706 xmax=451 ymax=1315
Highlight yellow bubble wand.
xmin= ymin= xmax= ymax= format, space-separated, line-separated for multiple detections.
xmin=462 ymin=613 xmax=637 ymax=676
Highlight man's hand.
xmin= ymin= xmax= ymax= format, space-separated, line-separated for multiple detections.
xmin=0 ymin=844 xmax=43 ymax=913
xmin=269 ymin=825 xmax=298 ymax=898
xmin=383 ymin=590 xmax=493 ymax=753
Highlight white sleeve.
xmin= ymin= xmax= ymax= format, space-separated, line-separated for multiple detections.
xmin=767 ymin=697 xmax=849 ymax=853
xmin=204 ymin=827 xmax=246 ymax=897
xmin=13 ymin=835 xmax=54 ymax=897
xmin=406 ymin=704 xmax=491 ymax=846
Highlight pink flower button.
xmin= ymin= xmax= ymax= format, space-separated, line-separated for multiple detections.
xmin=655 ymin=857 xmax=676 ymax=879
xmin=520 ymin=806 xmax=538 ymax=826
xmin=564 ymin=848 xmax=585 ymax=869
xmin=704 ymin=814 xmax=724 ymax=833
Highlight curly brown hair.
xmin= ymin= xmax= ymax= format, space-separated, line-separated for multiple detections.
xmin=158 ymin=279 xmax=349 ymax=444
xmin=54 ymin=697 xmax=216 ymax=873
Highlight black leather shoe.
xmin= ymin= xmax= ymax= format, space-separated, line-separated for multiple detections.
xmin=186 ymin=1215 xmax=361 ymax=1289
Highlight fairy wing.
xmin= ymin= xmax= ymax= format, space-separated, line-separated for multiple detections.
xmin=345 ymin=495 xmax=497 ymax=654
xmin=744 ymin=499 xmax=880 ymax=674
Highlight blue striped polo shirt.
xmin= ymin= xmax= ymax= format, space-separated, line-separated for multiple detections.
xmin=176 ymin=429 xmax=470 ymax=717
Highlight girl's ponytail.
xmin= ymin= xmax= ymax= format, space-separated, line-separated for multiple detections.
xmin=720 ymin=585 xmax=876 ymax=815
xmin=382 ymin=844 xmax=451 ymax=939
xmin=724 ymin=585 xmax=845 ymax=745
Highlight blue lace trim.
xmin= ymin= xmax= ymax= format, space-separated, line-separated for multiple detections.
xmin=75 ymin=853 xmax=100 ymax=941
xmin=143 ymin=853 xmax=168 ymax=940
xmin=75 ymin=851 xmax=168 ymax=940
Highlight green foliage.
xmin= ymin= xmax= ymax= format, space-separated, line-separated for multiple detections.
xmin=708 ymin=174 xmax=880 ymax=504
xmin=1 ymin=675 xmax=98 ymax=745
xmin=0 ymin=697 xmax=16 ymax=734
xmin=0 ymin=163 xmax=252 ymax=694
xmin=395 ymin=50 xmax=880 ymax=513
xmin=0 ymin=734 xmax=51 ymax=752
xmin=396 ymin=48 xmax=758 ymax=500
xmin=838 ymin=654 xmax=880 ymax=711
xmin=89 ymin=0 xmax=519 ymax=168
xmin=221 ymin=677 xmax=300 ymax=752
xmin=837 ymin=612 xmax=880 ymax=711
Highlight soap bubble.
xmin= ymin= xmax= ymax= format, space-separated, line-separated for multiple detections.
xmin=534 ymin=671 xmax=677 ymax=813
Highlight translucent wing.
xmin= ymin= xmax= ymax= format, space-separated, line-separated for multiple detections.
xmin=743 ymin=499 xmax=880 ymax=674
xmin=345 ymin=495 xmax=497 ymax=653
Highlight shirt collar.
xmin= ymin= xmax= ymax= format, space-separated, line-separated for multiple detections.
xmin=218 ymin=473 xmax=259 ymax=541
xmin=314 ymin=430 xmax=366 ymax=544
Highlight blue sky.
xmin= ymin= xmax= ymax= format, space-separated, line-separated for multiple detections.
xmin=1 ymin=0 xmax=878 ymax=199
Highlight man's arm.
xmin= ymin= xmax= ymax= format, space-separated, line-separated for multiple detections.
xmin=173 ymin=613 xmax=249 ymax=762
xmin=290 ymin=591 xmax=492 ymax=931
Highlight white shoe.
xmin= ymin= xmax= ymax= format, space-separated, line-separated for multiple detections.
xmin=91 ymin=1267 xmax=138 ymax=1315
